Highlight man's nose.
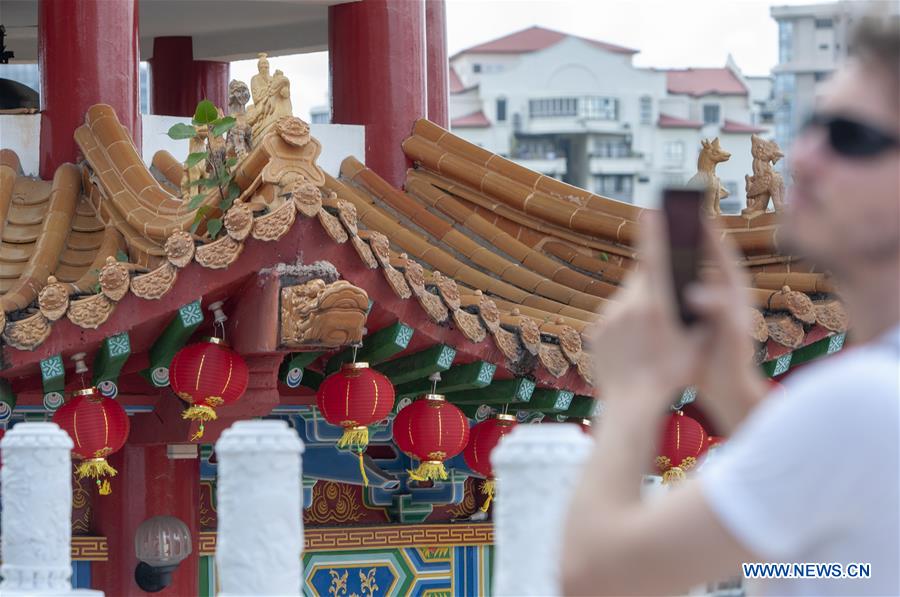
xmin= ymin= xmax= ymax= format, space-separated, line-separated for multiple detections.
xmin=790 ymin=129 xmax=829 ymax=178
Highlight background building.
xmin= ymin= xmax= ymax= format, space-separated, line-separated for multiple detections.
xmin=448 ymin=26 xmax=771 ymax=209
xmin=770 ymin=0 xmax=900 ymax=169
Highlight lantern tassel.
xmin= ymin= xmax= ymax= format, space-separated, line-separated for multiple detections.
xmin=479 ymin=478 xmax=495 ymax=513
xmin=357 ymin=449 xmax=369 ymax=487
xmin=337 ymin=426 xmax=369 ymax=451
xmin=182 ymin=405 xmax=218 ymax=441
xmin=98 ymin=480 xmax=112 ymax=495
xmin=408 ymin=460 xmax=448 ymax=482
xmin=76 ymin=458 xmax=118 ymax=481
xmin=662 ymin=467 xmax=687 ymax=484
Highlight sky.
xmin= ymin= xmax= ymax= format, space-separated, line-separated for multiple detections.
xmin=232 ymin=0 xmax=825 ymax=120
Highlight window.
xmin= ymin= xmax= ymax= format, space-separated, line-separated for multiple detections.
xmin=529 ymin=97 xmax=578 ymax=118
xmin=814 ymin=71 xmax=831 ymax=82
xmin=702 ymin=104 xmax=720 ymax=124
xmin=591 ymin=138 xmax=631 ymax=158
xmin=778 ymin=20 xmax=793 ymax=63
xmin=593 ymin=175 xmax=634 ymax=202
xmin=496 ymin=98 xmax=507 ymax=122
xmin=639 ymin=96 xmax=652 ymax=125
xmin=818 ymin=43 xmax=830 ymax=50
xmin=815 ymin=18 xmax=833 ymax=28
xmin=583 ymin=96 xmax=617 ymax=120
xmin=664 ymin=141 xmax=684 ymax=162
xmin=310 ymin=110 xmax=330 ymax=124
xmin=473 ymin=63 xmax=482 ymax=73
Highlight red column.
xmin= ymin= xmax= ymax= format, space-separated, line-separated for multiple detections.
xmin=38 ymin=0 xmax=140 ymax=180
xmin=90 ymin=444 xmax=200 ymax=597
xmin=150 ymin=37 xmax=230 ymax=117
xmin=425 ymin=0 xmax=449 ymax=128
xmin=329 ymin=0 xmax=426 ymax=188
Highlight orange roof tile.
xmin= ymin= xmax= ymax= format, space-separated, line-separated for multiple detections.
xmin=666 ymin=67 xmax=747 ymax=97
xmin=452 ymin=26 xmax=637 ymax=58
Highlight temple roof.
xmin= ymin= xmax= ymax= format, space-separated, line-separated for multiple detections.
xmin=0 ymin=107 xmax=847 ymax=424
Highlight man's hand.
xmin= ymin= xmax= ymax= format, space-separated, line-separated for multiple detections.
xmin=588 ymin=213 xmax=706 ymax=407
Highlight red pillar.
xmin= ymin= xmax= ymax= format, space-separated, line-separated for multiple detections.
xmin=91 ymin=444 xmax=200 ymax=597
xmin=425 ymin=0 xmax=449 ymax=128
xmin=38 ymin=0 xmax=140 ymax=180
xmin=329 ymin=0 xmax=426 ymax=188
xmin=150 ymin=37 xmax=230 ymax=117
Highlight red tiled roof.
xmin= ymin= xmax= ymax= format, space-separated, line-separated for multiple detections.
xmin=453 ymin=26 xmax=637 ymax=58
xmin=451 ymin=110 xmax=491 ymax=128
xmin=666 ymin=68 xmax=747 ymax=97
xmin=449 ymin=67 xmax=465 ymax=94
xmin=657 ymin=113 xmax=704 ymax=129
xmin=721 ymin=119 xmax=767 ymax=134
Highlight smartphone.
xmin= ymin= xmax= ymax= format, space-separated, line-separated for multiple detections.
xmin=662 ymin=187 xmax=704 ymax=326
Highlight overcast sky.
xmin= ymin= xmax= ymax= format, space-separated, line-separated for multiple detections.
xmin=233 ymin=0 xmax=824 ymax=119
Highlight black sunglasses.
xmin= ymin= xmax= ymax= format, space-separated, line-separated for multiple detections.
xmin=803 ymin=113 xmax=900 ymax=158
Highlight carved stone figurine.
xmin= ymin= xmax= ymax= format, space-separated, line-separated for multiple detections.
xmin=743 ymin=134 xmax=786 ymax=216
xmin=226 ymin=80 xmax=253 ymax=161
xmin=687 ymin=137 xmax=731 ymax=217
xmin=249 ymin=69 xmax=293 ymax=140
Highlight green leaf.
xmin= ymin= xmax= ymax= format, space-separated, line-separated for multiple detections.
xmin=199 ymin=178 xmax=221 ymax=188
xmin=225 ymin=156 xmax=239 ymax=169
xmin=190 ymin=219 xmax=202 ymax=234
xmin=115 ymin=250 xmax=129 ymax=263
xmin=185 ymin=151 xmax=208 ymax=168
xmin=167 ymin=123 xmax=196 ymax=140
xmin=206 ymin=218 xmax=223 ymax=240
xmin=187 ymin=193 xmax=206 ymax=210
xmin=228 ymin=182 xmax=241 ymax=201
xmin=211 ymin=116 xmax=236 ymax=138
xmin=599 ymin=252 xmax=609 ymax=262
xmin=193 ymin=100 xmax=220 ymax=125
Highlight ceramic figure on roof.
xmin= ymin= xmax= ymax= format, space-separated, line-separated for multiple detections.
xmin=226 ymin=80 xmax=253 ymax=161
xmin=688 ymin=137 xmax=731 ymax=217
xmin=743 ymin=134 xmax=786 ymax=216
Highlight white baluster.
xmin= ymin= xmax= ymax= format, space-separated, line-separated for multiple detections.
xmin=0 ymin=422 xmax=102 ymax=596
xmin=215 ymin=420 xmax=304 ymax=596
xmin=491 ymin=424 xmax=592 ymax=597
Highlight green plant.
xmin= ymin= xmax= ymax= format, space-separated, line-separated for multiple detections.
xmin=167 ymin=100 xmax=240 ymax=239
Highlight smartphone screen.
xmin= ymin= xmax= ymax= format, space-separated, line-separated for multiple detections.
xmin=663 ymin=187 xmax=704 ymax=325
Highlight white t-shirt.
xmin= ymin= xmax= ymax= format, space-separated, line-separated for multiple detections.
xmin=700 ymin=326 xmax=900 ymax=596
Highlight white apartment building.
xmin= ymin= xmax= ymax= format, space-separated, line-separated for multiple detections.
xmin=770 ymin=1 xmax=899 ymax=165
xmin=449 ymin=26 xmax=772 ymax=210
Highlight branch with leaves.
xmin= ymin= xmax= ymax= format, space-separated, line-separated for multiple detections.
xmin=168 ymin=100 xmax=240 ymax=240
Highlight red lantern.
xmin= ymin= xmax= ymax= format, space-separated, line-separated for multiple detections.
xmin=656 ymin=411 xmax=707 ymax=484
xmin=317 ymin=362 xmax=395 ymax=451
xmin=53 ymin=387 xmax=130 ymax=494
xmin=170 ymin=337 xmax=249 ymax=440
xmin=463 ymin=414 xmax=517 ymax=511
xmin=392 ymin=394 xmax=469 ymax=482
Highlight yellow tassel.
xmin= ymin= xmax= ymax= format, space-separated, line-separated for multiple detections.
xmin=479 ymin=479 xmax=495 ymax=513
xmin=358 ymin=449 xmax=369 ymax=487
xmin=662 ymin=467 xmax=686 ymax=484
xmin=183 ymin=405 xmax=217 ymax=442
xmin=98 ymin=479 xmax=112 ymax=495
xmin=337 ymin=426 xmax=369 ymax=450
xmin=408 ymin=460 xmax=448 ymax=482
xmin=76 ymin=458 xmax=118 ymax=480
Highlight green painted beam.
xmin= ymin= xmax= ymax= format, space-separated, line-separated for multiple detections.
xmin=142 ymin=300 xmax=204 ymax=387
xmin=560 ymin=395 xmax=597 ymax=418
xmin=446 ymin=378 xmax=535 ymax=405
xmin=326 ymin=321 xmax=414 ymax=374
xmin=92 ymin=332 xmax=131 ymax=385
xmin=300 ymin=369 xmax=324 ymax=392
xmin=279 ymin=352 xmax=322 ymax=388
xmin=526 ymin=389 xmax=575 ymax=413
xmin=374 ymin=344 xmax=456 ymax=386
xmin=394 ymin=361 xmax=496 ymax=400
xmin=0 ymin=379 xmax=16 ymax=419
